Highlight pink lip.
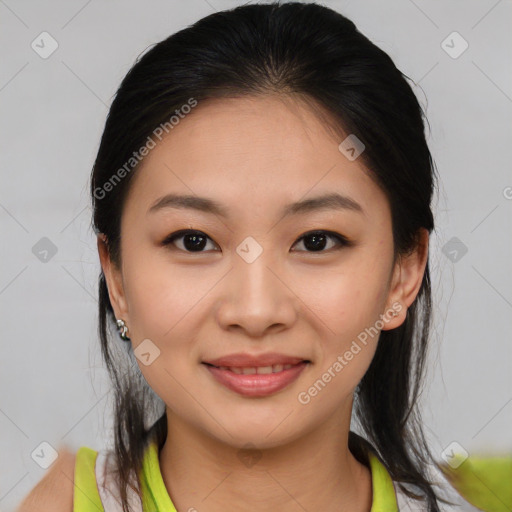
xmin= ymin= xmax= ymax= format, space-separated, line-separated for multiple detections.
xmin=203 ymin=361 xmax=309 ymax=397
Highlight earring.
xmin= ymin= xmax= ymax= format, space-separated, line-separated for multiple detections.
xmin=116 ymin=318 xmax=130 ymax=341
xmin=389 ymin=303 xmax=402 ymax=318
xmin=390 ymin=305 xmax=408 ymax=318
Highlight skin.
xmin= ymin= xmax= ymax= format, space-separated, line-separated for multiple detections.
xmin=98 ymin=94 xmax=429 ymax=512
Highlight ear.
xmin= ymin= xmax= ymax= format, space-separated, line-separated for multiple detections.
xmin=381 ymin=228 xmax=429 ymax=330
xmin=97 ymin=234 xmax=130 ymax=323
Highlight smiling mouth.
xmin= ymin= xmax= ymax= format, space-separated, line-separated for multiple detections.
xmin=202 ymin=361 xmax=310 ymax=375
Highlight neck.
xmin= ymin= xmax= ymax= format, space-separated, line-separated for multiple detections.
xmin=158 ymin=404 xmax=373 ymax=512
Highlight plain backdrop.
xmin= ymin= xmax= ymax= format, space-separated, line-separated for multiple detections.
xmin=1 ymin=0 xmax=511 ymax=510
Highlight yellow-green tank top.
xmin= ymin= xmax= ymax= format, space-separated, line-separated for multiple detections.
xmin=73 ymin=437 xmax=400 ymax=511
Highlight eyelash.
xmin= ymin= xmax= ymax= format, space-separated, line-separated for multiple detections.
xmin=161 ymin=229 xmax=353 ymax=254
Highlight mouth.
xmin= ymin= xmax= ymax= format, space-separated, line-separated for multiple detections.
xmin=201 ymin=360 xmax=310 ymax=397
xmin=202 ymin=361 xmax=310 ymax=374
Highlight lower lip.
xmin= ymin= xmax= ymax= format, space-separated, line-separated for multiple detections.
xmin=203 ymin=362 xmax=309 ymax=397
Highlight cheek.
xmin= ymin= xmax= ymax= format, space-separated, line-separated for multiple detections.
xmin=123 ymin=260 xmax=204 ymax=408
xmin=303 ymin=259 xmax=389 ymax=335
xmin=122 ymin=251 xmax=212 ymax=340
xmin=299 ymin=254 xmax=390 ymax=379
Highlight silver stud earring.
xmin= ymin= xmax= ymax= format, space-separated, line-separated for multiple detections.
xmin=116 ymin=318 xmax=130 ymax=341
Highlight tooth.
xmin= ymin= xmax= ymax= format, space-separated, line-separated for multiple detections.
xmin=215 ymin=364 xmax=301 ymax=374
xmin=256 ymin=366 xmax=273 ymax=374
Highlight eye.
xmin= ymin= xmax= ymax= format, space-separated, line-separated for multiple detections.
xmin=162 ymin=229 xmax=352 ymax=254
xmin=162 ymin=230 xmax=218 ymax=253
xmin=291 ymin=230 xmax=352 ymax=253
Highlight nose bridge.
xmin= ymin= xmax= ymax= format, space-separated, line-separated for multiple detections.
xmin=216 ymin=234 xmax=294 ymax=334
xmin=233 ymin=234 xmax=280 ymax=297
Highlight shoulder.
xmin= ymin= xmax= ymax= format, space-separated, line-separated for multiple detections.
xmin=393 ymin=459 xmax=486 ymax=512
xmin=16 ymin=446 xmax=76 ymax=512
xmin=349 ymin=432 xmax=485 ymax=511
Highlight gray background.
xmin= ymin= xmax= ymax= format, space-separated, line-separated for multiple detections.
xmin=1 ymin=0 xmax=511 ymax=509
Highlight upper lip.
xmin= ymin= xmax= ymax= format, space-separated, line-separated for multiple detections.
xmin=203 ymin=352 xmax=309 ymax=368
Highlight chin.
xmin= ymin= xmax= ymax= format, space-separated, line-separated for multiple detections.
xmin=205 ymin=416 xmax=306 ymax=451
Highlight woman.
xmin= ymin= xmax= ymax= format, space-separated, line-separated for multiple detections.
xmin=18 ymin=2 xmax=487 ymax=511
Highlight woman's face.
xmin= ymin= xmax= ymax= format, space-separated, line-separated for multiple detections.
xmin=99 ymin=95 xmax=423 ymax=449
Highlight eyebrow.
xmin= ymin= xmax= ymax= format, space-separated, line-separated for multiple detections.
xmin=147 ymin=192 xmax=365 ymax=218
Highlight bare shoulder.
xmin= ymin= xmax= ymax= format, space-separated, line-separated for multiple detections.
xmin=16 ymin=447 xmax=76 ymax=512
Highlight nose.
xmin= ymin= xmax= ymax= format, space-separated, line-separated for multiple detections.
xmin=215 ymin=247 xmax=297 ymax=338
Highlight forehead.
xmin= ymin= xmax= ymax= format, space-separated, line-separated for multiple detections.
xmin=122 ymin=94 xmax=389 ymax=223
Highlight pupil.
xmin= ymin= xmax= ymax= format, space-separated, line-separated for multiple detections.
xmin=304 ymin=233 xmax=326 ymax=251
xmin=184 ymin=233 xmax=206 ymax=251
